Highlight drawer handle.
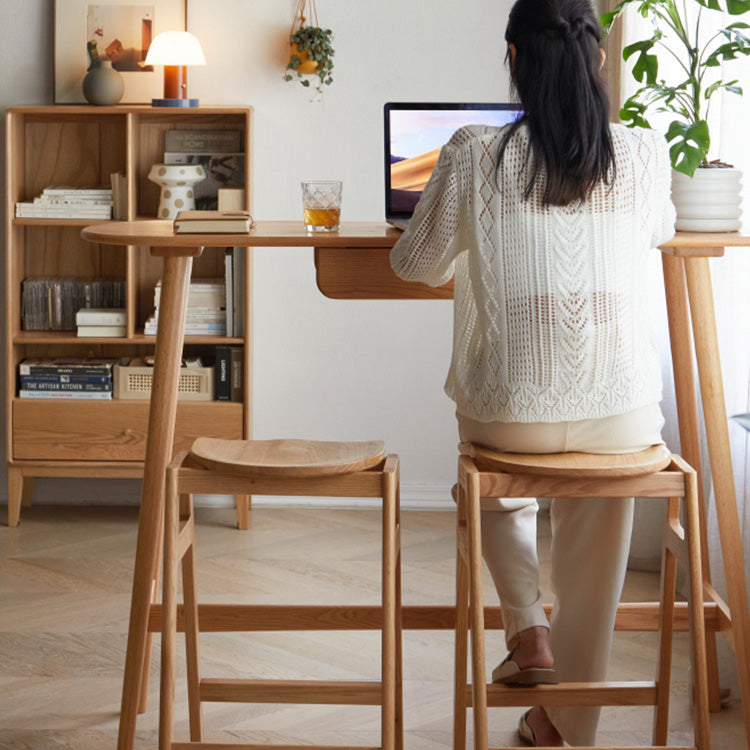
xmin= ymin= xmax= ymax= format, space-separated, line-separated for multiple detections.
xmin=123 ymin=428 xmax=133 ymax=437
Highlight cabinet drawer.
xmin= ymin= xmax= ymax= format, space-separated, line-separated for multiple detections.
xmin=13 ymin=400 xmax=244 ymax=461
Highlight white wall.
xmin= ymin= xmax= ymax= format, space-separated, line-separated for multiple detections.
xmin=0 ymin=0 xmax=515 ymax=508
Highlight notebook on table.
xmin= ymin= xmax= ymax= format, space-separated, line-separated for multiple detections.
xmin=384 ymin=102 xmax=524 ymax=230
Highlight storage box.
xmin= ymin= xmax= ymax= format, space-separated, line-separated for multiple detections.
xmin=113 ymin=365 xmax=214 ymax=401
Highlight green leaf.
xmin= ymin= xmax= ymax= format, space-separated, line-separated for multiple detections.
xmin=694 ymin=0 xmax=723 ymax=10
xmin=620 ymin=97 xmax=652 ymax=129
xmin=623 ymin=37 xmax=660 ymax=83
xmin=725 ymin=0 xmax=750 ymax=14
xmin=666 ymin=120 xmax=710 ymax=176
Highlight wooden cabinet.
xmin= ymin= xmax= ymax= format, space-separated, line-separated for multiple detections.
xmin=5 ymin=106 xmax=252 ymax=525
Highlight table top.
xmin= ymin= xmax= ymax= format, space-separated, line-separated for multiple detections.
xmin=81 ymin=220 xmax=403 ymax=248
xmin=82 ymin=219 xmax=750 ymax=250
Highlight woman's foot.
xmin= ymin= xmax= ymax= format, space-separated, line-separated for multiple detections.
xmin=511 ymin=626 xmax=554 ymax=670
xmin=518 ymin=706 xmax=564 ymax=746
xmin=492 ymin=626 xmax=557 ymax=684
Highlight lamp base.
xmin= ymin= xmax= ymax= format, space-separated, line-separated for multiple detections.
xmin=151 ymin=98 xmax=199 ymax=108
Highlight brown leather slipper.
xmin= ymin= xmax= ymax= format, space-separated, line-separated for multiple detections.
xmin=492 ymin=652 xmax=558 ymax=685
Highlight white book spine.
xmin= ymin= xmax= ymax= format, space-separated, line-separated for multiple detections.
xmin=75 ymin=309 xmax=127 ymax=326
xmin=19 ymin=390 xmax=112 ymax=400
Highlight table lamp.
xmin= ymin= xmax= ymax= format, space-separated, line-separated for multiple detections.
xmin=144 ymin=31 xmax=206 ymax=107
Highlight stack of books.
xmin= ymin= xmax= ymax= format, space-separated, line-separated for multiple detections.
xmin=76 ymin=308 xmax=126 ymax=337
xmin=18 ymin=357 xmax=120 ymax=400
xmin=15 ymin=185 xmax=113 ymax=220
xmin=144 ymin=278 xmax=226 ymax=336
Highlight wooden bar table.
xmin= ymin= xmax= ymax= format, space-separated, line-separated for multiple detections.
xmin=81 ymin=220 xmax=750 ymax=747
xmin=660 ymin=232 xmax=750 ymax=746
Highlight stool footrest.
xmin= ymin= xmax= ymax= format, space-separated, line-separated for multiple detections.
xmin=471 ymin=680 xmax=657 ymax=707
xmin=200 ymin=678 xmax=383 ymax=705
xmin=172 ymin=744 xmax=382 ymax=750
xmin=488 ymin=747 xmax=696 ymax=750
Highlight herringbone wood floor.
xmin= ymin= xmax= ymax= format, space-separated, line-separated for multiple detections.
xmin=0 ymin=504 xmax=745 ymax=748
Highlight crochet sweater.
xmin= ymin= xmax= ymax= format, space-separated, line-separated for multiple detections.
xmin=390 ymin=123 xmax=675 ymax=423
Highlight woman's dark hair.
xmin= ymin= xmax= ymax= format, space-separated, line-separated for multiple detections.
xmin=500 ymin=0 xmax=615 ymax=206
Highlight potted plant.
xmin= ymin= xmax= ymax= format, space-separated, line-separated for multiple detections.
xmin=603 ymin=0 xmax=750 ymax=231
xmin=284 ymin=0 xmax=334 ymax=95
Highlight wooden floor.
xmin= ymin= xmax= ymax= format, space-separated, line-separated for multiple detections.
xmin=0 ymin=504 xmax=746 ymax=749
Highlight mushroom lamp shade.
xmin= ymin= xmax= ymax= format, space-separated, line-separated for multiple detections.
xmin=144 ymin=31 xmax=206 ymax=107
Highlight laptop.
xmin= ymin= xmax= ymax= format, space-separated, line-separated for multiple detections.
xmin=384 ymin=102 xmax=524 ymax=230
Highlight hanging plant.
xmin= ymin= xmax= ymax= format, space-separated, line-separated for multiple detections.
xmin=284 ymin=0 xmax=334 ymax=94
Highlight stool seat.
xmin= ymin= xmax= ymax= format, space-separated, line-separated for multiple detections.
xmin=458 ymin=442 xmax=672 ymax=478
xmin=190 ymin=437 xmax=386 ymax=477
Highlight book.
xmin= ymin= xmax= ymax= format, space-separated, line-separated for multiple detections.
xmin=174 ymin=210 xmax=253 ymax=234
xmin=20 ymin=373 xmax=112 ymax=385
xmin=110 ymin=171 xmax=128 ymax=220
xmin=232 ymin=247 xmax=246 ymax=338
xmin=164 ymin=129 xmax=242 ymax=153
xmin=75 ymin=308 xmax=126 ymax=326
xmin=42 ymin=185 xmax=113 ymax=197
xmin=230 ymin=347 xmax=243 ymax=402
xmin=224 ymin=249 xmax=234 ymax=337
xmin=77 ymin=324 xmax=127 ymax=337
xmin=20 ymin=380 xmax=112 ymax=392
xmin=18 ymin=357 xmax=120 ymax=376
xmin=16 ymin=203 xmax=112 ymax=219
xmin=215 ymin=345 xmax=232 ymax=400
xmin=18 ymin=390 xmax=112 ymax=400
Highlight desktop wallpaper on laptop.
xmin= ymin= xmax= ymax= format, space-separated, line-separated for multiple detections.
xmin=388 ymin=107 xmax=522 ymax=215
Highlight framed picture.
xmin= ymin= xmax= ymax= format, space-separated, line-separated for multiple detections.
xmin=55 ymin=0 xmax=187 ymax=104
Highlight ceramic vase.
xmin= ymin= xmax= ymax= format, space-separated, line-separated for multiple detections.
xmin=671 ymin=167 xmax=743 ymax=232
xmin=148 ymin=163 xmax=206 ymax=220
xmin=82 ymin=60 xmax=125 ymax=106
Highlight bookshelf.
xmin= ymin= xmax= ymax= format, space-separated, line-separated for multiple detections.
xmin=5 ymin=105 xmax=253 ymax=526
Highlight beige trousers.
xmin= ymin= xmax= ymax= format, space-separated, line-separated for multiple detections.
xmin=457 ymin=402 xmax=665 ymax=747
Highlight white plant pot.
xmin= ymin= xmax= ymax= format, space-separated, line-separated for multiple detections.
xmin=671 ymin=167 xmax=742 ymax=232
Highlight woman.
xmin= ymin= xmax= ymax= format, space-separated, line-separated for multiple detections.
xmin=390 ymin=0 xmax=675 ymax=745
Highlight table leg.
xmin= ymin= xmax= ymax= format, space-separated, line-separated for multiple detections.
xmin=684 ymin=255 xmax=750 ymax=745
xmin=117 ymin=253 xmax=194 ymax=750
xmin=662 ymin=253 xmax=721 ymax=711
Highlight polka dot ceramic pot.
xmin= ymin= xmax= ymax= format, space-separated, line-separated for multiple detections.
xmin=148 ymin=163 xmax=206 ymax=220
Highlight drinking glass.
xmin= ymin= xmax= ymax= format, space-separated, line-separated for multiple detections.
xmin=301 ymin=180 xmax=342 ymax=232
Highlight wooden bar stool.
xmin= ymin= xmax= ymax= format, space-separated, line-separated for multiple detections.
xmin=453 ymin=443 xmax=710 ymax=750
xmin=159 ymin=438 xmax=402 ymax=750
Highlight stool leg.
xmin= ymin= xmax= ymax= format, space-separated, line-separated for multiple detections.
xmin=466 ymin=467 xmax=489 ymax=750
xmin=235 ymin=494 xmax=250 ymax=530
xmin=381 ymin=460 xmax=398 ymax=750
xmin=683 ymin=468 xmax=711 ymax=750
xmin=453 ymin=481 xmax=470 ymax=750
xmin=394 ymin=467 xmax=404 ymax=750
xmin=180 ymin=493 xmax=203 ymax=741
xmin=159 ymin=467 xmax=179 ymax=750
xmin=654 ymin=497 xmax=679 ymax=745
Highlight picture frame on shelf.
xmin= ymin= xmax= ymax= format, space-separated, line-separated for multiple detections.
xmin=54 ymin=0 xmax=187 ymax=104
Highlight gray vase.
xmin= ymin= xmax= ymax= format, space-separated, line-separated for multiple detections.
xmin=82 ymin=60 xmax=125 ymax=106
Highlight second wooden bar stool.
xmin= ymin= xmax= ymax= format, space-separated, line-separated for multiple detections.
xmin=159 ymin=438 xmax=402 ymax=750
xmin=454 ymin=443 xmax=710 ymax=750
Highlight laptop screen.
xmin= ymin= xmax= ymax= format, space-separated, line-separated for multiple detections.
xmin=384 ymin=102 xmax=523 ymax=224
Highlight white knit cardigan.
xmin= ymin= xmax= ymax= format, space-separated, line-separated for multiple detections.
xmin=390 ymin=122 xmax=675 ymax=423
